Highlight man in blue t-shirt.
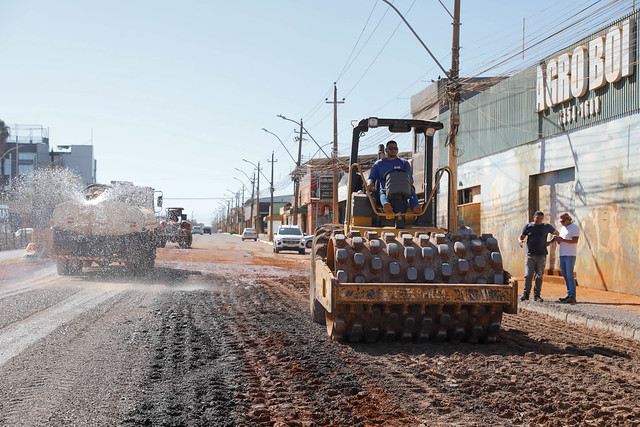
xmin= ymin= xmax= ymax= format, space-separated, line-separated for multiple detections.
xmin=366 ymin=140 xmax=420 ymax=215
xmin=518 ymin=211 xmax=558 ymax=302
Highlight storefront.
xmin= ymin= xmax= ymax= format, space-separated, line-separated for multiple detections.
xmin=416 ymin=11 xmax=640 ymax=295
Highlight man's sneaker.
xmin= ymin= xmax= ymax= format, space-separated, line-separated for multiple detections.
xmin=412 ymin=205 xmax=422 ymax=214
xmin=520 ymin=294 xmax=529 ymax=301
xmin=534 ymin=296 xmax=544 ymax=302
xmin=559 ymin=295 xmax=570 ymax=302
xmin=383 ymin=203 xmax=393 ymax=214
xmin=560 ymin=296 xmax=576 ymax=304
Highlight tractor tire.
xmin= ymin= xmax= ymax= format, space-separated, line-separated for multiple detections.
xmin=310 ymin=224 xmax=343 ymax=325
xmin=56 ymin=258 xmax=70 ymax=276
xmin=67 ymin=259 xmax=83 ymax=276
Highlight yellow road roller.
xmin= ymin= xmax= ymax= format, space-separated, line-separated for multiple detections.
xmin=310 ymin=117 xmax=518 ymax=343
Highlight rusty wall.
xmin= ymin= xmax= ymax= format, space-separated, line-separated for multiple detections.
xmin=445 ymin=114 xmax=640 ymax=296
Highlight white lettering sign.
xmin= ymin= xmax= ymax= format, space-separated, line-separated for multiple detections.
xmin=535 ymin=19 xmax=634 ymax=115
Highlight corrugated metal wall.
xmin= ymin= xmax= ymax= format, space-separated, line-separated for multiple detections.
xmin=439 ymin=10 xmax=639 ymax=166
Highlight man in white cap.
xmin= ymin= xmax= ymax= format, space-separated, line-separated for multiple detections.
xmin=556 ymin=212 xmax=580 ymax=304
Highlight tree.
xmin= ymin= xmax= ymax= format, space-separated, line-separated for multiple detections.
xmin=0 ymin=119 xmax=10 ymax=184
xmin=0 ymin=119 xmax=9 ymax=155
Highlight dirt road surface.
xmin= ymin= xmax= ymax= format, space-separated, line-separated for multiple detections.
xmin=0 ymin=233 xmax=639 ymax=426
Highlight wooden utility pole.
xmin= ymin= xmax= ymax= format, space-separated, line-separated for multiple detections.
xmin=326 ymin=83 xmax=344 ymax=224
xmin=256 ymin=161 xmax=261 ymax=234
xmin=250 ymin=173 xmax=255 ymax=228
xmin=268 ymin=151 xmax=276 ymax=241
xmin=239 ymin=185 xmax=245 ymax=229
xmin=293 ymin=119 xmax=303 ymax=225
xmin=447 ymin=0 xmax=461 ymax=232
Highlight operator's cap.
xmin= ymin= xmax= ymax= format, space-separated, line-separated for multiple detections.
xmin=458 ymin=220 xmax=465 ymax=226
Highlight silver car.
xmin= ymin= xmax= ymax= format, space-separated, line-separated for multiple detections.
xmin=241 ymin=228 xmax=258 ymax=241
xmin=273 ymin=225 xmax=305 ymax=254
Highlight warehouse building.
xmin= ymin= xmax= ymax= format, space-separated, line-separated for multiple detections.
xmin=413 ymin=11 xmax=639 ymax=295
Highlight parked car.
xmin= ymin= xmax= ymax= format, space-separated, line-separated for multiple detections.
xmin=192 ymin=226 xmax=203 ymax=235
xmin=241 ymin=227 xmax=257 ymax=241
xmin=203 ymin=226 xmax=212 ymax=234
xmin=273 ymin=225 xmax=305 ymax=254
xmin=304 ymin=234 xmax=313 ymax=248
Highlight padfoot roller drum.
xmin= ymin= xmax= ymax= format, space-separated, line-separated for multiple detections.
xmin=311 ymin=226 xmax=517 ymax=343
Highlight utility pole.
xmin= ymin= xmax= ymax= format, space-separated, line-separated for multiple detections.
xmin=378 ymin=0 xmax=457 ymax=230
xmin=447 ymin=0 xmax=461 ymax=231
xmin=326 ymin=82 xmax=344 ymax=224
xmin=256 ymin=161 xmax=261 ymax=235
xmin=239 ymin=186 xmax=245 ymax=229
xmin=293 ymin=119 xmax=303 ymax=225
xmin=268 ymin=151 xmax=276 ymax=241
xmin=235 ymin=191 xmax=241 ymax=232
xmin=250 ymin=173 xmax=256 ymax=228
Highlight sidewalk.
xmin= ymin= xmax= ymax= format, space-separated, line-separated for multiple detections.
xmin=515 ymin=274 xmax=640 ymax=342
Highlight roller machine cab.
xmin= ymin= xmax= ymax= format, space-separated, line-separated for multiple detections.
xmin=310 ymin=117 xmax=518 ymax=343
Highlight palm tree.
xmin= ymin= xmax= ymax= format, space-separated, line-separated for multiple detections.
xmin=0 ymin=119 xmax=10 ymax=186
xmin=0 ymin=119 xmax=8 ymax=153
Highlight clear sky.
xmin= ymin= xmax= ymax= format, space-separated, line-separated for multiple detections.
xmin=1 ymin=0 xmax=635 ymax=224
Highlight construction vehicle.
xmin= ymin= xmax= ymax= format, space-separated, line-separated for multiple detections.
xmin=50 ymin=181 xmax=161 ymax=275
xmin=156 ymin=207 xmax=192 ymax=249
xmin=310 ymin=117 xmax=518 ymax=343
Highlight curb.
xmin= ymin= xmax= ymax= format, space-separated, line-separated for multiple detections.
xmin=520 ymin=302 xmax=640 ymax=342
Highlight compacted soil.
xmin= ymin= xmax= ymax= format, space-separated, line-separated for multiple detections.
xmin=0 ymin=233 xmax=638 ymax=426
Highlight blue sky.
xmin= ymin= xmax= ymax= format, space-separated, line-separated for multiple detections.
xmin=1 ymin=0 xmax=634 ymax=223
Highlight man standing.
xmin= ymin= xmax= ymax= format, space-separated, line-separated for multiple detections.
xmin=518 ymin=211 xmax=558 ymax=302
xmin=366 ymin=140 xmax=420 ymax=215
xmin=556 ymin=212 xmax=580 ymax=303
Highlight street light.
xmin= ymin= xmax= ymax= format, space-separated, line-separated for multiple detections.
xmin=232 ymin=178 xmax=249 ymax=230
xmin=0 ymin=145 xmax=19 ymax=160
xmin=235 ymin=168 xmax=256 ymax=228
xmin=278 ymin=114 xmax=335 ymax=226
xmin=235 ymin=167 xmax=253 ymax=183
xmin=277 ymin=115 xmax=330 ymax=159
xmin=262 ymin=128 xmax=297 ymax=165
xmin=226 ymin=189 xmax=241 ymax=232
xmin=0 ymin=145 xmax=20 ymax=185
xmin=243 ymin=159 xmax=261 ymax=236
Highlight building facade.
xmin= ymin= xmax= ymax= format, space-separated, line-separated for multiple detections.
xmin=415 ymin=11 xmax=639 ymax=295
xmin=1 ymin=125 xmax=96 ymax=187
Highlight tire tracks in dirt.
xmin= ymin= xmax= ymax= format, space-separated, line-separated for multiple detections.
xmin=221 ymin=273 xmax=418 ymax=426
xmin=124 ymin=289 xmax=248 ymax=426
xmin=0 ymin=290 xmax=155 ymax=425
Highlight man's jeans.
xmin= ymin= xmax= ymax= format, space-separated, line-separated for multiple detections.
xmin=560 ymin=255 xmax=577 ymax=297
xmin=523 ymin=254 xmax=546 ymax=297
xmin=379 ymin=187 xmax=419 ymax=212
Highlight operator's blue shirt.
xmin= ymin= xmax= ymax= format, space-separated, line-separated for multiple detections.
xmin=368 ymin=157 xmax=414 ymax=188
xmin=521 ymin=222 xmax=556 ymax=256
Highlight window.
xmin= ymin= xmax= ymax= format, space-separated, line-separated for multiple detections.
xmin=18 ymin=152 xmax=36 ymax=175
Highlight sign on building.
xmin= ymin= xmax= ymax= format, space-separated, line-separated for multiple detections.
xmin=318 ymin=176 xmax=333 ymax=200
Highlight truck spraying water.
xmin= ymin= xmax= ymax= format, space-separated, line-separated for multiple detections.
xmin=50 ymin=181 xmax=162 ymax=275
